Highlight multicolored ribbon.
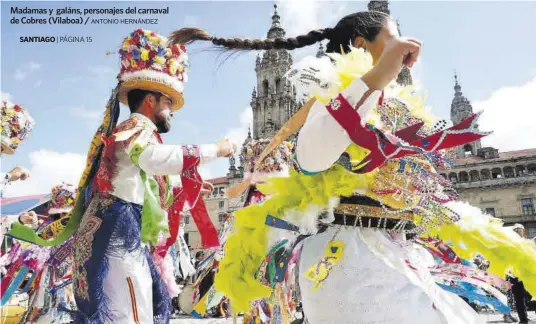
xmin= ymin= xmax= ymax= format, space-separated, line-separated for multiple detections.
xmin=437 ymin=282 xmax=509 ymax=314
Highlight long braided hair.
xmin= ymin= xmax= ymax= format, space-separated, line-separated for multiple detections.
xmin=169 ymin=11 xmax=390 ymax=55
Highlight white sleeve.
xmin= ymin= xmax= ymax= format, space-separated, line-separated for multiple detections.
xmin=296 ymin=78 xmax=381 ymax=173
xmin=136 ymin=143 xmax=218 ymax=176
xmin=199 ymin=144 xmax=219 ymax=164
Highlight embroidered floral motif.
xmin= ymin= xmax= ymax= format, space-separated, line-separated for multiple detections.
xmin=329 ymin=98 xmax=341 ymax=111
xmin=185 ymin=144 xmax=198 ymax=157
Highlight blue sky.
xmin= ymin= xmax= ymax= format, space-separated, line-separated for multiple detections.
xmin=2 ymin=0 xmax=536 ymax=197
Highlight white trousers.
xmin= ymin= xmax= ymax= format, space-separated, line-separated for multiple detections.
xmin=298 ymin=227 xmax=484 ymax=324
xmin=103 ymin=249 xmax=154 ymax=323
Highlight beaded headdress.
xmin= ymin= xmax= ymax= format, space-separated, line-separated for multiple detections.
xmin=1 ymin=101 xmax=35 ymax=154
xmin=240 ymin=139 xmax=294 ymax=176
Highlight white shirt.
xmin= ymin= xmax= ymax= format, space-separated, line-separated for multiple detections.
xmin=296 ymin=78 xmax=381 ymax=173
xmin=110 ymin=113 xmax=218 ymax=205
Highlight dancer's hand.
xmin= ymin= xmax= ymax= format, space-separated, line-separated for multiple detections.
xmin=216 ymin=138 xmax=237 ymax=158
xmin=362 ymin=36 xmax=422 ymax=90
xmin=8 ymin=166 xmax=30 ymax=181
xmin=19 ymin=211 xmax=37 ymax=225
xmin=200 ymin=181 xmax=214 ymax=194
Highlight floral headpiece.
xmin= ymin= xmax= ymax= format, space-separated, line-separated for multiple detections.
xmin=117 ymin=29 xmax=190 ymax=111
xmin=48 ymin=183 xmax=77 ymax=215
xmin=240 ymin=139 xmax=294 ymax=175
xmin=1 ymin=101 xmax=35 ymax=154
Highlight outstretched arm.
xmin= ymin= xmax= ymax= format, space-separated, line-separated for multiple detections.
xmin=125 ymin=129 xmax=235 ymax=176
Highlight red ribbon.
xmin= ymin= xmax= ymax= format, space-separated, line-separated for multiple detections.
xmin=156 ymin=145 xmax=219 ymax=258
xmin=156 ymin=187 xmax=182 ymax=258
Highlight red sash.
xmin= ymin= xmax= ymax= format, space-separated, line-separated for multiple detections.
xmin=157 ymin=145 xmax=219 ymax=258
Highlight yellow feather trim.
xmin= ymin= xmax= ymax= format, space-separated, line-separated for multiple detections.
xmin=215 ymin=160 xmax=375 ymax=312
xmin=426 ymin=202 xmax=536 ymax=298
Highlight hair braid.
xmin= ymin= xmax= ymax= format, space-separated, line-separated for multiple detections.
xmin=170 ymin=10 xmax=390 ymax=55
xmin=169 ymin=27 xmax=333 ymax=51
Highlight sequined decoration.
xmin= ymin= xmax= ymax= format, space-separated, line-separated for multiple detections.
xmin=369 ymin=157 xmax=460 ymax=236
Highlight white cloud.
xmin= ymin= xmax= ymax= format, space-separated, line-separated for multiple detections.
xmin=475 ymin=76 xmax=536 ymax=151
xmin=13 ymin=61 xmax=41 ymax=81
xmin=225 ymin=107 xmax=253 ymax=147
xmin=34 ymin=81 xmax=43 ymax=88
xmin=276 ymin=0 xmax=350 ymax=59
xmin=1 ymin=91 xmax=12 ymax=102
xmin=2 ymin=150 xmax=86 ymax=197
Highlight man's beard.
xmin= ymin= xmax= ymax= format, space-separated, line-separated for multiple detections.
xmin=155 ymin=117 xmax=171 ymax=133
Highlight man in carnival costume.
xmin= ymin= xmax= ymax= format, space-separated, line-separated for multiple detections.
xmin=168 ymin=10 xmax=536 ymax=324
xmin=8 ymin=28 xmax=236 ymax=323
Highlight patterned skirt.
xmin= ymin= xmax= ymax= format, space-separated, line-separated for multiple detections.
xmin=72 ymin=194 xmax=170 ymax=324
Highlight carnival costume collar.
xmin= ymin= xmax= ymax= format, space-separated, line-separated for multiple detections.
xmin=130 ymin=113 xmax=157 ymax=131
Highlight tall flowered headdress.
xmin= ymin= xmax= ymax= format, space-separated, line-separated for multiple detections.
xmin=48 ymin=183 xmax=77 ymax=215
xmin=7 ymin=29 xmax=191 ymax=247
xmin=117 ymin=29 xmax=190 ymax=111
xmin=1 ymin=101 xmax=35 ymax=155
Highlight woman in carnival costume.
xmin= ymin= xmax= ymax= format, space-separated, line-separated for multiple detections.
xmin=169 ymin=10 xmax=536 ymax=324
xmin=8 ymin=29 xmax=236 ymax=323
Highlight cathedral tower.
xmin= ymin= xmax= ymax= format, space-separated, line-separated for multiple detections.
xmin=451 ymin=73 xmax=481 ymax=158
xmin=251 ymin=4 xmax=299 ymax=139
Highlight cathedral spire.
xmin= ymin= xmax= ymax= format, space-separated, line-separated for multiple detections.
xmin=450 ymin=72 xmax=480 ymax=158
xmin=451 ymin=72 xmax=474 ymax=123
xmin=368 ymin=0 xmax=390 ymax=15
xmin=267 ymin=4 xmax=285 ymax=39
xmin=316 ymin=42 xmax=325 ymax=58
xmin=454 ymin=71 xmax=462 ymax=95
